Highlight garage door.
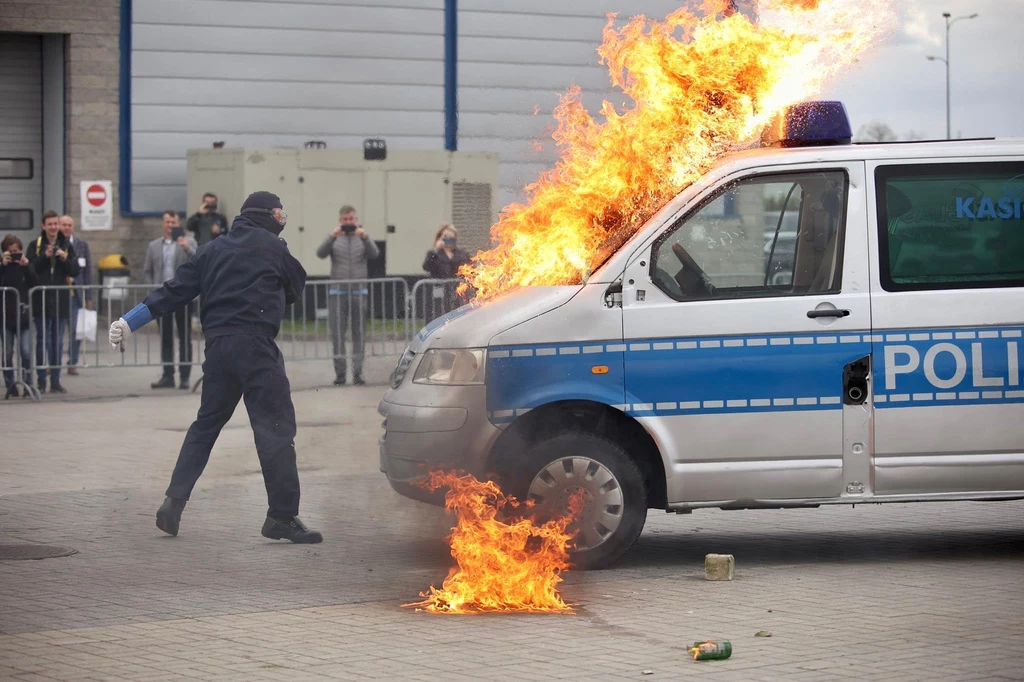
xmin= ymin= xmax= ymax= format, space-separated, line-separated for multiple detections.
xmin=0 ymin=33 xmax=43 ymax=235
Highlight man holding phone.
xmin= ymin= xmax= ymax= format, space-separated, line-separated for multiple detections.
xmin=186 ymin=192 xmax=229 ymax=246
xmin=316 ymin=204 xmax=379 ymax=386
xmin=143 ymin=210 xmax=197 ymax=389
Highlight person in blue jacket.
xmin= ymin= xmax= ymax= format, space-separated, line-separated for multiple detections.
xmin=109 ymin=191 xmax=322 ymax=544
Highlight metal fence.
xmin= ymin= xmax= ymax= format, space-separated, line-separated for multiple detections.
xmin=14 ymin=278 xmax=467 ymax=388
xmin=410 ymin=278 xmax=466 ymax=330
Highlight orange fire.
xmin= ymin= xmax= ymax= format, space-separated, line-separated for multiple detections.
xmin=461 ymin=0 xmax=894 ymax=299
xmin=404 ymin=471 xmax=584 ymax=614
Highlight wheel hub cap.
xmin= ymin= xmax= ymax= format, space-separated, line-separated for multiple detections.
xmin=527 ymin=456 xmax=624 ymax=551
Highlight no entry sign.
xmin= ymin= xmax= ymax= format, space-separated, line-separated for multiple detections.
xmin=86 ymin=184 xmax=107 ymax=207
xmin=80 ymin=180 xmax=113 ymax=231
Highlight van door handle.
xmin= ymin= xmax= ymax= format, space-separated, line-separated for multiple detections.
xmin=807 ymin=308 xmax=850 ymax=319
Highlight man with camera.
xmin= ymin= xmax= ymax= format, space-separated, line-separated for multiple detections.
xmin=60 ymin=214 xmax=92 ymax=376
xmin=316 ymin=204 xmax=379 ymax=386
xmin=186 ymin=192 xmax=229 ymax=246
xmin=2 ymin=234 xmax=38 ymax=398
xmin=26 ymin=210 xmax=80 ymax=394
xmin=143 ymin=210 xmax=198 ymax=389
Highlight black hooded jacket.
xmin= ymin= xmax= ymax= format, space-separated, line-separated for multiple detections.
xmin=141 ymin=214 xmax=306 ymax=340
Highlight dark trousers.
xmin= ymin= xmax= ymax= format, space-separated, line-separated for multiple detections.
xmin=158 ymin=304 xmax=192 ymax=381
xmin=34 ymin=316 xmax=67 ymax=387
xmin=67 ymin=296 xmax=82 ymax=366
xmin=165 ymin=335 xmax=301 ymax=518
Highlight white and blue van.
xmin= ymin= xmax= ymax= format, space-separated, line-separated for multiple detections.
xmin=379 ymin=101 xmax=1024 ymax=568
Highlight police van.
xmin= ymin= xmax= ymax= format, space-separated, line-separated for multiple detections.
xmin=379 ymin=101 xmax=1024 ymax=569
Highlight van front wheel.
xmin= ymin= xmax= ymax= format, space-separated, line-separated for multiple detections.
xmin=517 ymin=432 xmax=647 ymax=570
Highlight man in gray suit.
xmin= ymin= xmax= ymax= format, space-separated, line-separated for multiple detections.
xmin=143 ymin=210 xmax=198 ymax=389
xmin=60 ymin=215 xmax=92 ymax=375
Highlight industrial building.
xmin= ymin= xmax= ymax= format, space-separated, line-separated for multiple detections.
xmin=0 ymin=0 xmax=747 ymax=275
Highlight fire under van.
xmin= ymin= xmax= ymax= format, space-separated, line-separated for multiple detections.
xmin=379 ymin=101 xmax=1024 ymax=569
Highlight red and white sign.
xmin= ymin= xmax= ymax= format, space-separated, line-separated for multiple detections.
xmin=86 ymin=184 xmax=107 ymax=207
xmin=80 ymin=180 xmax=113 ymax=231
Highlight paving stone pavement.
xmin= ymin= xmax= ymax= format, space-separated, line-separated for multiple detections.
xmin=1 ymin=365 xmax=1023 ymax=681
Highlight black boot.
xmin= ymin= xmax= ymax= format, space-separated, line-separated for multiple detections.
xmin=353 ymin=374 xmax=366 ymax=386
xmin=261 ymin=516 xmax=323 ymax=544
xmin=151 ymin=375 xmax=175 ymax=389
xmin=156 ymin=497 xmax=187 ymax=536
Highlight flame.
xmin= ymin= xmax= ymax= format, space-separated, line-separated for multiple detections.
xmin=460 ymin=0 xmax=894 ymax=300
xmin=689 ymin=640 xmax=716 ymax=660
xmin=404 ymin=471 xmax=585 ymax=614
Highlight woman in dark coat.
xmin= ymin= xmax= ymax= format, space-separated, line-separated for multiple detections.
xmin=422 ymin=224 xmax=471 ymax=322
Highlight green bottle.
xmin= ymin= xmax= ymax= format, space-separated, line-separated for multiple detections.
xmin=689 ymin=640 xmax=732 ymax=661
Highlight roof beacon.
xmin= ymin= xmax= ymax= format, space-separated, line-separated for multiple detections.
xmin=761 ymin=101 xmax=852 ymax=149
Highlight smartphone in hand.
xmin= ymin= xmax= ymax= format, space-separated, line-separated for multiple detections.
xmin=171 ymin=227 xmax=184 ymax=241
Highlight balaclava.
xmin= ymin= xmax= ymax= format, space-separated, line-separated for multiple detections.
xmin=240 ymin=191 xmax=286 ymax=236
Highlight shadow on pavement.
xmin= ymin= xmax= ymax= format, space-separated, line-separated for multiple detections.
xmin=614 ymin=526 xmax=1024 ymax=571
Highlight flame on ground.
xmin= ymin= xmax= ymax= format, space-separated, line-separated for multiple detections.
xmin=404 ymin=471 xmax=584 ymax=614
xmin=460 ymin=0 xmax=895 ymax=300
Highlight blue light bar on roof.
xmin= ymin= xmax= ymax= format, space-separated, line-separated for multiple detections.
xmin=761 ymin=101 xmax=852 ymax=148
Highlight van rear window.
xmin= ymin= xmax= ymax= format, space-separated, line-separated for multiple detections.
xmin=876 ymin=162 xmax=1024 ymax=291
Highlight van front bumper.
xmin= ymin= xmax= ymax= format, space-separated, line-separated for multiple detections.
xmin=378 ymin=385 xmax=501 ymax=506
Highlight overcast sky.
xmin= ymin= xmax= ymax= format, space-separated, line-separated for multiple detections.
xmin=821 ymin=0 xmax=1024 ymax=139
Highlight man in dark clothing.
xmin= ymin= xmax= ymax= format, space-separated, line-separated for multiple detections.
xmin=109 ymin=191 xmax=321 ymax=544
xmin=2 ymin=234 xmax=38 ymax=398
xmin=186 ymin=192 xmax=230 ymax=246
xmin=27 ymin=211 xmax=79 ymax=393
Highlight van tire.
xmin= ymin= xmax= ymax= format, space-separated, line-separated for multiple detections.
xmin=510 ymin=432 xmax=647 ymax=570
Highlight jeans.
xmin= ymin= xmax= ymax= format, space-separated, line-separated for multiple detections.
xmin=3 ymin=325 xmax=32 ymax=389
xmin=166 ymin=335 xmax=300 ymax=518
xmin=34 ymin=316 xmax=67 ymax=388
xmin=328 ymin=292 xmax=366 ymax=378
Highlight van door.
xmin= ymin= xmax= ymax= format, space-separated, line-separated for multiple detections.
xmin=868 ymin=159 xmax=1024 ymax=495
xmin=621 ymin=163 xmax=871 ymax=503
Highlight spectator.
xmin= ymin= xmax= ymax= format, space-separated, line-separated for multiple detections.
xmin=315 ymin=204 xmax=379 ymax=386
xmin=60 ymin=214 xmax=92 ymax=375
xmin=26 ymin=210 xmax=79 ymax=394
xmin=143 ymin=210 xmax=198 ymax=389
xmin=422 ymin=223 xmax=471 ymax=322
xmin=2 ymin=235 xmax=38 ymax=398
xmin=186 ymin=192 xmax=229 ymax=246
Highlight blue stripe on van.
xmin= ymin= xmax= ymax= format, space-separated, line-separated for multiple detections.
xmin=485 ymin=326 xmax=1024 ymax=424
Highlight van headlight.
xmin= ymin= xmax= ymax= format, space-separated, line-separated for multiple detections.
xmin=413 ymin=348 xmax=486 ymax=385
xmin=390 ymin=347 xmax=416 ymax=389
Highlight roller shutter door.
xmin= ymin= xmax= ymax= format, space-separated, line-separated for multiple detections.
xmin=0 ymin=33 xmax=43 ymax=235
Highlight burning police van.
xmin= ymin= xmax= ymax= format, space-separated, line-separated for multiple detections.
xmin=380 ymin=101 xmax=1024 ymax=569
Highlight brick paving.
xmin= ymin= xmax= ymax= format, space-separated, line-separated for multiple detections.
xmin=1 ymin=369 xmax=1023 ymax=680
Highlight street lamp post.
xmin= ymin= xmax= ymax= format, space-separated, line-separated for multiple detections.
xmin=927 ymin=12 xmax=978 ymax=139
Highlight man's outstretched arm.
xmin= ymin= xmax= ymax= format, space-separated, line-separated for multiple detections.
xmin=109 ymin=257 xmax=202 ymax=350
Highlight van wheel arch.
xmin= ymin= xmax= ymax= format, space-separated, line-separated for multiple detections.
xmin=486 ymin=400 xmax=667 ymax=510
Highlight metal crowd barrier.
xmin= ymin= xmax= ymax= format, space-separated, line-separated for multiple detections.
xmin=1 ymin=286 xmax=40 ymax=400
xmin=16 ymin=277 xmax=473 ymax=393
xmin=409 ymin=278 xmax=465 ymax=330
xmin=27 ymin=284 xmax=200 ymax=378
xmin=278 ymin=277 xmax=411 ymax=364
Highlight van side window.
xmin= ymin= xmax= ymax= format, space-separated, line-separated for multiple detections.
xmin=876 ymin=162 xmax=1024 ymax=291
xmin=650 ymin=170 xmax=847 ymax=301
